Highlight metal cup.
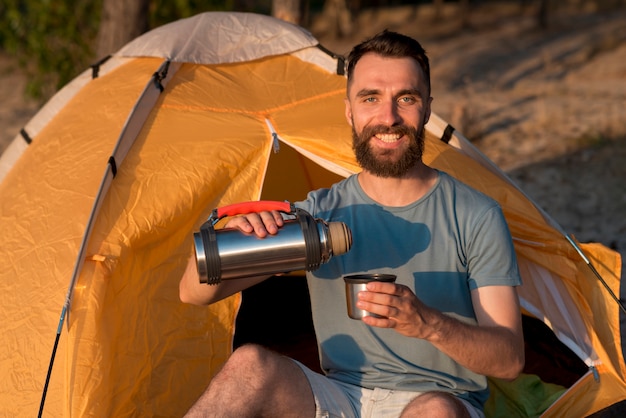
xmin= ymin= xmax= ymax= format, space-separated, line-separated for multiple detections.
xmin=343 ymin=274 xmax=397 ymax=320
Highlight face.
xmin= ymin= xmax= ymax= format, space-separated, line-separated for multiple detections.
xmin=345 ymin=53 xmax=432 ymax=178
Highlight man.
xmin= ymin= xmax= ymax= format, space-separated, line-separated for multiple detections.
xmin=179 ymin=30 xmax=524 ymax=417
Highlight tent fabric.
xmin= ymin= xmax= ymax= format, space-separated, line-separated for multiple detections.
xmin=0 ymin=11 xmax=623 ymax=417
xmin=484 ymin=374 xmax=567 ymax=418
xmin=116 ymin=12 xmax=319 ymax=64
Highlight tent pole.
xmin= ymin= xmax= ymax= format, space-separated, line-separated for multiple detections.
xmin=565 ymin=235 xmax=626 ymax=315
xmin=38 ymin=306 xmax=66 ymax=418
xmin=38 ymin=59 xmax=179 ymax=417
xmin=38 ymin=162 xmax=114 ymax=417
xmin=443 ymin=124 xmax=626 ymax=316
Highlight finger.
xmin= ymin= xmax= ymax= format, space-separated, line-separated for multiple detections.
xmin=248 ymin=212 xmax=273 ymax=236
xmin=362 ymin=315 xmax=396 ymax=328
xmin=365 ymin=281 xmax=402 ymax=295
xmin=358 ymin=288 xmax=398 ymax=306
xmin=271 ymin=210 xmax=285 ymax=226
xmin=224 ymin=216 xmax=254 ymax=234
xmin=259 ymin=211 xmax=282 ymax=234
xmin=356 ymin=298 xmax=394 ymax=319
xmin=228 ymin=213 xmax=268 ymax=237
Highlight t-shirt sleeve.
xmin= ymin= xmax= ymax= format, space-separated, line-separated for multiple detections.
xmin=466 ymin=204 xmax=522 ymax=290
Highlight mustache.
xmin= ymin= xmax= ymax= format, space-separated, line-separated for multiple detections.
xmin=359 ymin=124 xmax=414 ymax=139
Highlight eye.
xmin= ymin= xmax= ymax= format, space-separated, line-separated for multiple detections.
xmin=399 ymin=96 xmax=416 ymax=104
xmin=364 ymin=97 xmax=377 ymax=103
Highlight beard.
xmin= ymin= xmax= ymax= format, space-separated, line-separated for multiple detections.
xmin=352 ymin=123 xmax=425 ymax=178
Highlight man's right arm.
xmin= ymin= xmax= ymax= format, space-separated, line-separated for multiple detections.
xmin=179 ymin=254 xmax=268 ymax=305
xmin=178 ymin=210 xmax=285 ymax=305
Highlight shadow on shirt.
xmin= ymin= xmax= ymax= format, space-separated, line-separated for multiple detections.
xmin=313 ymin=204 xmax=431 ymax=279
xmin=320 ymin=333 xmax=366 ymax=378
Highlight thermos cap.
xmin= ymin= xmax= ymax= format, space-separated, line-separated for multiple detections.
xmin=327 ymin=221 xmax=352 ymax=257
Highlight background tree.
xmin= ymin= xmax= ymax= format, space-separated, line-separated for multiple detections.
xmin=0 ymin=0 xmax=262 ymax=100
xmin=311 ymin=0 xmax=352 ymax=38
xmin=5 ymin=0 xmax=619 ymax=100
xmin=272 ymin=0 xmax=302 ymax=24
xmin=96 ymin=0 xmax=150 ymax=58
xmin=0 ymin=0 xmax=101 ymax=99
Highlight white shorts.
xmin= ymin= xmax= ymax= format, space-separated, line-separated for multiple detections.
xmin=294 ymin=360 xmax=485 ymax=418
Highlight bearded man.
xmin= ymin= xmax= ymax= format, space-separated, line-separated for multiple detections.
xmin=180 ymin=30 xmax=524 ymax=418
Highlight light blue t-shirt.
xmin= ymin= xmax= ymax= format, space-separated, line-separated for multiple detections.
xmin=295 ymin=171 xmax=521 ymax=410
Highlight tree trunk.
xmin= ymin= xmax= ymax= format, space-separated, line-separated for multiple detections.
xmin=314 ymin=0 xmax=352 ymax=38
xmin=433 ymin=0 xmax=445 ymax=22
xmin=96 ymin=0 xmax=150 ymax=58
xmin=537 ymin=0 xmax=549 ymax=29
xmin=459 ymin=0 xmax=471 ymax=28
xmin=272 ymin=0 xmax=302 ymax=24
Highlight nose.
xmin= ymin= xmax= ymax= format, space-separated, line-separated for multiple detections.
xmin=376 ymin=99 xmax=402 ymax=126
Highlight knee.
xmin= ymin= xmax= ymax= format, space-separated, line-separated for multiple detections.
xmin=401 ymin=391 xmax=471 ymax=418
xmin=222 ymin=344 xmax=281 ymax=378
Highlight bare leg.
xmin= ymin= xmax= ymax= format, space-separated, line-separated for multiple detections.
xmin=184 ymin=344 xmax=316 ymax=418
xmin=400 ymin=391 xmax=472 ymax=418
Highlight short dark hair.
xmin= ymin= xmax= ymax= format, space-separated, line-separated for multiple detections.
xmin=346 ymin=30 xmax=431 ymax=95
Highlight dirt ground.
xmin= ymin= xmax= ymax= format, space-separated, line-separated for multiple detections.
xmin=1 ymin=3 xmax=624 ymax=275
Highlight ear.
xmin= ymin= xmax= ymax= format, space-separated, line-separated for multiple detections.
xmin=424 ymin=96 xmax=433 ymax=124
xmin=344 ymin=98 xmax=353 ymax=126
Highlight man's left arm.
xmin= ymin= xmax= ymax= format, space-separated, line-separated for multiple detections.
xmin=427 ymin=284 xmax=524 ymax=380
xmin=360 ymin=203 xmax=524 ymax=379
xmin=429 ymin=201 xmax=525 ymax=379
xmin=360 ymin=282 xmax=525 ymax=380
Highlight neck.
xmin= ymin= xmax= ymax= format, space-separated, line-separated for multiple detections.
xmin=358 ymin=162 xmax=438 ymax=207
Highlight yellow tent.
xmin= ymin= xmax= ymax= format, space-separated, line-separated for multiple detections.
xmin=0 ymin=12 xmax=623 ymax=417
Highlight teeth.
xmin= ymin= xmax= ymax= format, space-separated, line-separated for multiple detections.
xmin=375 ymin=134 xmax=400 ymax=143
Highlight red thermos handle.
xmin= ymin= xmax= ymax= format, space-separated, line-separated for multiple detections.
xmin=215 ymin=201 xmax=293 ymax=219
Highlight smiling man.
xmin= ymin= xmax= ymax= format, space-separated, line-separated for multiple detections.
xmin=348 ymin=51 xmax=431 ymax=181
xmin=180 ymin=30 xmax=524 ymax=418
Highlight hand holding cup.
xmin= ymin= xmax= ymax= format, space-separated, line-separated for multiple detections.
xmin=344 ymin=274 xmax=397 ymax=320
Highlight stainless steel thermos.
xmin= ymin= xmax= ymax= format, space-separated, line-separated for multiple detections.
xmin=193 ymin=201 xmax=352 ymax=285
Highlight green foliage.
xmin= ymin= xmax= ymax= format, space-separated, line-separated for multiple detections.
xmin=149 ymin=0 xmax=276 ymax=27
xmin=150 ymin=0 xmax=242 ymax=27
xmin=0 ymin=0 xmax=102 ymax=100
xmin=0 ymin=0 xmax=273 ymax=100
